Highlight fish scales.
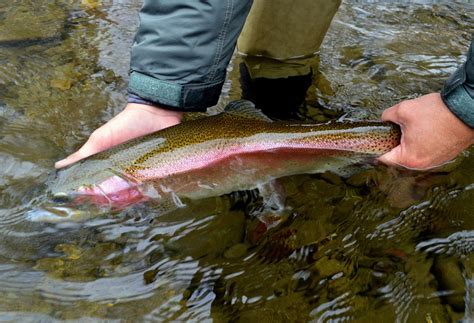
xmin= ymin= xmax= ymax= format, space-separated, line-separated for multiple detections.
xmin=126 ymin=119 xmax=397 ymax=178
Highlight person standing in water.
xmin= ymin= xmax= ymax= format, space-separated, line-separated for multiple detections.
xmin=55 ymin=1 xmax=474 ymax=170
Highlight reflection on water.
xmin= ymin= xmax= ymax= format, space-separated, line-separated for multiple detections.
xmin=0 ymin=0 xmax=473 ymax=321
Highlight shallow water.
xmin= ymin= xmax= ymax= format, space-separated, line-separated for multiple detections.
xmin=0 ymin=0 xmax=474 ymax=321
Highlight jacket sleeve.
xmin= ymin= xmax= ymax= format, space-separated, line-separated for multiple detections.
xmin=441 ymin=39 xmax=474 ymax=128
xmin=128 ymin=0 xmax=253 ymax=112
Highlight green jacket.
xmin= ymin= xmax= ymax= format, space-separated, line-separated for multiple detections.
xmin=128 ymin=0 xmax=474 ymax=128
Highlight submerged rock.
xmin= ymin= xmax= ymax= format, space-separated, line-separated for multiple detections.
xmin=432 ymin=258 xmax=465 ymax=312
xmin=0 ymin=1 xmax=67 ymax=47
xmin=224 ymin=243 xmax=249 ymax=260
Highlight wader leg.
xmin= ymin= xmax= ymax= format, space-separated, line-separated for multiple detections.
xmin=237 ymin=0 xmax=341 ymax=118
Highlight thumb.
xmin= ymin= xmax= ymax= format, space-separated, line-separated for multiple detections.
xmin=380 ymin=105 xmax=398 ymax=122
xmin=55 ymin=126 xmax=114 ymax=169
xmin=55 ymin=149 xmax=90 ymax=169
xmin=378 ymin=145 xmax=402 ymax=167
xmin=55 ymin=140 xmax=103 ymax=169
xmin=55 ymin=153 xmax=81 ymax=169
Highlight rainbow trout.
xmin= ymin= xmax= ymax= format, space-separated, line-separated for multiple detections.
xmin=28 ymin=100 xmax=400 ymax=222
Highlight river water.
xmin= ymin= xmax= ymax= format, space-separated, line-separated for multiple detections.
xmin=0 ymin=0 xmax=473 ymax=321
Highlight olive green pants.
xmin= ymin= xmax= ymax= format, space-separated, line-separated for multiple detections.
xmin=237 ymin=0 xmax=341 ymax=79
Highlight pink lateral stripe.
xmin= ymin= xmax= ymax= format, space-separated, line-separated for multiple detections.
xmin=134 ymin=137 xmax=376 ymax=180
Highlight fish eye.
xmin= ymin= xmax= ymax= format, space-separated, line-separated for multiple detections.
xmin=52 ymin=192 xmax=71 ymax=203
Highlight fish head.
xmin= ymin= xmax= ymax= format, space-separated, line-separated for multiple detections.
xmin=27 ymin=159 xmax=157 ymax=223
xmin=49 ymin=159 xmax=153 ymax=210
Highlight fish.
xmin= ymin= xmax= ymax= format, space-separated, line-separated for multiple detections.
xmin=27 ymin=100 xmax=401 ymax=222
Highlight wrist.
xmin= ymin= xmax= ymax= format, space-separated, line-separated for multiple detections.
xmin=124 ymin=103 xmax=183 ymax=121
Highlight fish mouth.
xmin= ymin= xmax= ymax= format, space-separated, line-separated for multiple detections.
xmin=28 ymin=191 xmax=110 ymax=223
xmin=51 ymin=183 xmax=151 ymax=210
xmin=25 ymin=205 xmax=98 ymax=223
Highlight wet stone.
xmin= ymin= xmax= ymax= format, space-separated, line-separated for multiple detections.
xmin=372 ymin=260 xmax=396 ymax=274
xmin=102 ymin=69 xmax=117 ymax=84
xmin=312 ymin=256 xmax=345 ymax=278
xmin=407 ymin=304 xmax=451 ymax=323
xmin=81 ymin=0 xmax=100 ymax=10
xmin=0 ymin=2 xmax=67 ymax=46
xmin=432 ymin=258 xmax=465 ymax=312
xmin=237 ymin=292 xmax=311 ymax=322
xmin=318 ymin=171 xmax=343 ymax=185
xmin=50 ymin=63 xmax=81 ymax=90
xmin=320 ymin=106 xmax=343 ymax=119
xmin=301 ymin=179 xmax=343 ymax=202
xmin=313 ymin=114 xmax=330 ymax=123
xmin=55 ymin=243 xmax=83 ymax=260
xmin=163 ymin=210 xmax=246 ymax=261
xmin=380 ymin=176 xmax=420 ymax=209
xmin=367 ymin=64 xmax=387 ymax=81
xmin=224 ymin=243 xmax=249 ymax=259
xmin=143 ymin=269 xmax=157 ymax=285
xmin=34 ymin=258 xmax=66 ymax=279
xmin=281 ymin=177 xmax=300 ymax=197
xmin=50 ymin=78 xmax=72 ymax=90
xmin=340 ymin=46 xmax=365 ymax=66
xmin=346 ymin=169 xmax=378 ymax=187
xmin=312 ymin=69 xmax=335 ymax=97
xmin=327 ymin=276 xmax=350 ymax=299
xmin=332 ymin=194 xmax=361 ymax=218
xmin=352 ymin=304 xmax=396 ymax=322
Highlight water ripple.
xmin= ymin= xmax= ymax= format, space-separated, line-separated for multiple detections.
xmin=378 ymin=272 xmax=416 ymax=323
xmin=366 ymin=187 xmax=461 ymax=241
xmin=310 ymin=292 xmax=353 ymax=322
xmin=417 ymin=231 xmax=474 ymax=256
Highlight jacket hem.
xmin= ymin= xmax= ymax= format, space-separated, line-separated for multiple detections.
xmin=128 ymin=72 xmax=224 ymax=112
xmin=441 ymin=85 xmax=474 ymax=128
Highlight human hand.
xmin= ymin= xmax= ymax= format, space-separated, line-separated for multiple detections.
xmin=55 ymin=103 xmax=183 ymax=169
xmin=378 ymin=93 xmax=474 ymax=170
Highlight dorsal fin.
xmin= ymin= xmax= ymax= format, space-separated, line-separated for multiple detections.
xmin=224 ymin=100 xmax=273 ymax=122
